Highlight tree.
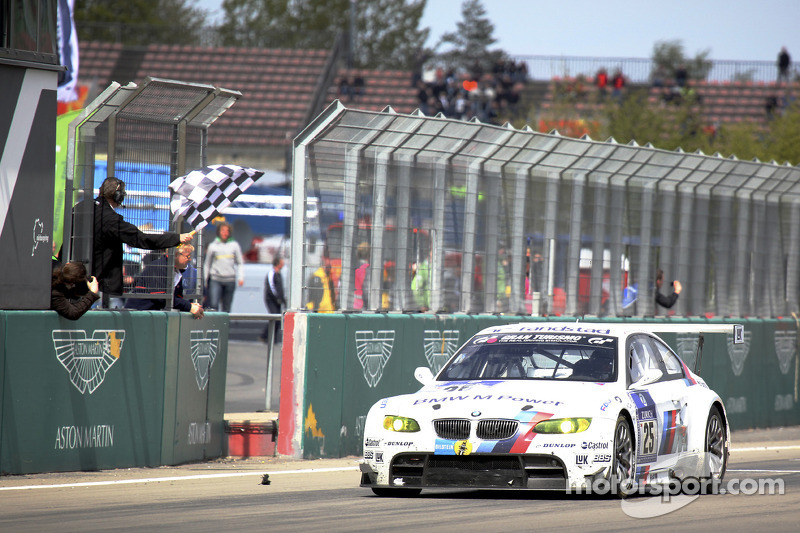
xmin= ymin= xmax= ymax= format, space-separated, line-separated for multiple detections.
xmin=651 ymin=40 xmax=712 ymax=82
xmin=218 ymin=0 xmax=428 ymax=70
xmin=74 ymin=0 xmax=209 ymax=45
xmin=600 ymin=90 xmax=800 ymax=166
xmin=435 ymin=0 xmax=503 ymax=76
xmin=352 ymin=0 xmax=429 ymax=70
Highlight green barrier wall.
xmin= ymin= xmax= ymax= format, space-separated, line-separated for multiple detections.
xmin=0 ymin=310 xmax=228 ymax=475
xmin=287 ymin=315 xmax=799 ymax=459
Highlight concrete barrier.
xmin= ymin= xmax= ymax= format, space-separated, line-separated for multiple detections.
xmin=0 ymin=310 xmax=228 ymax=475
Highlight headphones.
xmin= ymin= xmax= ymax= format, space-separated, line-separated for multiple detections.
xmin=111 ymin=178 xmax=126 ymax=205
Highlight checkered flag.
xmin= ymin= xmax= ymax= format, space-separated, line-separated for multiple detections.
xmin=169 ymin=165 xmax=263 ymax=230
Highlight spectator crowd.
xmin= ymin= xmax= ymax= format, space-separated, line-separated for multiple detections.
xmin=412 ymin=59 xmax=528 ymax=124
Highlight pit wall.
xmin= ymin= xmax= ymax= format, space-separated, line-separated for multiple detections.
xmin=277 ymin=314 xmax=799 ymax=459
xmin=0 ymin=310 xmax=228 ymax=475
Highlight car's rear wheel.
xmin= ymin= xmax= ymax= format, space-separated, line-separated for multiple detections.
xmin=612 ymin=414 xmax=635 ymax=496
xmin=371 ymin=487 xmax=422 ymax=497
xmin=705 ymin=406 xmax=728 ymax=481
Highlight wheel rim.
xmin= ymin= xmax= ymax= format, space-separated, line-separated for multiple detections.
xmin=706 ymin=412 xmax=726 ymax=478
xmin=614 ymin=420 xmax=634 ymax=489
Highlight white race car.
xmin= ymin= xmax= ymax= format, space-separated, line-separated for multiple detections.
xmin=360 ymin=321 xmax=742 ymax=496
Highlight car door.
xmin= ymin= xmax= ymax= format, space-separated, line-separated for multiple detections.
xmin=626 ymin=334 xmax=689 ymax=482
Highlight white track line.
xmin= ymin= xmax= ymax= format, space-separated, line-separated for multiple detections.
xmin=732 ymin=445 xmax=800 ymax=452
xmin=0 ymin=466 xmax=359 ymax=491
xmin=3 ymin=443 xmax=800 ymax=492
xmin=727 ymin=469 xmax=800 ymax=474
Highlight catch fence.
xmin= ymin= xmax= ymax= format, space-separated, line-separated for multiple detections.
xmin=291 ymin=101 xmax=800 ymax=318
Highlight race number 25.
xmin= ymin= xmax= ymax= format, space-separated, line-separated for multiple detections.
xmin=640 ymin=420 xmax=656 ymax=455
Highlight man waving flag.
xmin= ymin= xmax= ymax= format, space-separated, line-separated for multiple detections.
xmin=169 ymin=164 xmax=264 ymax=230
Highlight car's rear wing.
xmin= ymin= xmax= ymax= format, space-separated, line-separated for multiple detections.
xmin=642 ymin=323 xmax=744 ymax=373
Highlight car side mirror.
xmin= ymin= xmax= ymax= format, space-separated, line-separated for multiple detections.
xmin=629 ymin=367 xmax=663 ymax=388
xmin=414 ymin=366 xmax=434 ymax=386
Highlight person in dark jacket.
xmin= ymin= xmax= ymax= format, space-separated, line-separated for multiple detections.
xmin=261 ymin=255 xmax=286 ymax=342
xmin=73 ymin=177 xmax=194 ymax=300
xmin=655 ymin=268 xmax=682 ymax=309
xmin=51 ymin=261 xmax=100 ymax=320
xmin=124 ymin=245 xmax=204 ymax=318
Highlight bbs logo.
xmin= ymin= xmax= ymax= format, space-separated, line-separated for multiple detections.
xmin=364 ymin=450 xmax=374 ymax=460
xmin=594 ymin=454 xmax=612 ymax=463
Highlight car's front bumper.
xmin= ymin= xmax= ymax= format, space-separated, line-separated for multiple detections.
xmin=361 ymin=452 xmax=570 ymax=490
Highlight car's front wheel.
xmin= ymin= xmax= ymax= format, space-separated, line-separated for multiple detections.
xmin=705 ymin=406 xmax=728 ymax=481
xmin=611 ymin=414 xmax=635 ymax=496
xmin=371 ymin=487 xmax=422 ymax=497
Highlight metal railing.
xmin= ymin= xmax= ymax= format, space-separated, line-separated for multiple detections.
xmin=511 ymin=54 xmax=795 ymax=84
xmin=229 ymin=313 xmax=282 ymax=411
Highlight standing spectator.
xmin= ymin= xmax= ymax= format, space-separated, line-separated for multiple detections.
xmin=441 ymin=253 xmax=462 ymax=313
xmin=411 ymin=250 xmax=431 ymax=312
xmin=204 ymin=221 xmax=244 ymax=312
xmin=352 ymin=75 xmax=365 ymax=101
xmin=654 ymin=268 xmax=682 ymax=309
xmin=675 ymin=64 xmax=688 ymax=88
xmin=124 ymin=245 xmax=204 ymax=319
xmin=72 ymin=176 xmax=194 ymax=305
xmin=778 ymin=47 xmax=791 ymax=84
xmin=353 ymin=242 xmax=370 ymax=310
xmin=261 ymin=255 xmax=286 ymax=342
xmin=306 ymin=261 xmax=336 ymax=312
xmin=51 ymin=261 xmax=100 ymax=320
xmin=611 ymin=68 xmax=626 ymax=101
xmin=338 ymin=77 xmax=351 ymax=100
xmin=595 ymin=68 xmax=608 ymax=99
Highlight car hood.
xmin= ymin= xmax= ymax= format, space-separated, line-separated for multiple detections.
xmin=384 ymin=379 xmax=619 ymax=419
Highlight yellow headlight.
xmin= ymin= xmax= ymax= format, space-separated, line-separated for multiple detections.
xmin=533 ymin=417 xmax=592 ymax=434
xmin=383 ymin=415 xmax=421 ymax=432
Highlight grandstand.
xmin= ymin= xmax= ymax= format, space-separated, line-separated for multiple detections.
xmin=535 ymin=76 xmax=796 ymax=127
xmin=78 ymin=41 xmax=797 ymax=171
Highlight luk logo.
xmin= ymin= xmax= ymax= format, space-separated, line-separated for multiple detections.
xmin=423 ymin=330 xmax=460 ymax=373
xmin=727 ymin=330 xmax=751 ymax=376
xmin=52 ymin=330 xmax=125 ymax=394
xmin=355 ymin=330 xmax=394 ymax=387
xmin=190 ymin=330 xmax=219 ymax=390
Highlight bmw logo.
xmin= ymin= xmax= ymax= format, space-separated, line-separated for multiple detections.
xmin=471 ymin=411 xmax=481 ymax=417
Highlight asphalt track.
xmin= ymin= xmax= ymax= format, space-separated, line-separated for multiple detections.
xmin=1 ymin=427 xmax=798 ymax=532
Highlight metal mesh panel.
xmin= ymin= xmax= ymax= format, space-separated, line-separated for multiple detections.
xmin=291 ymin=102 xmax=800 ymax=318
xmin=65 ymin=79 xmax=240 ymax=308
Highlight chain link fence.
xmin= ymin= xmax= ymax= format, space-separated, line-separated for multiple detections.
xmin=290 ymin=101 xmax=800 ymax=318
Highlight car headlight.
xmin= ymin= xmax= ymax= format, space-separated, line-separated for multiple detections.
xmin=383 ymin=415 xmax=420 ymax=432
xmin=533 ymin=418 xmax=591 ymax=434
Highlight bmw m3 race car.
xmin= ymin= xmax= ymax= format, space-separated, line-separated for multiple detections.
xmin=360 ymin=321 xmax=743 ymax=496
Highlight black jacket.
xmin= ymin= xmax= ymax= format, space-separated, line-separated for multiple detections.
xmin=78 ymin=197 xmax=180 ymax=295
xmin=124 ymin=256 xmax=194 ymax=312
xmin=51 ymin=282 xmax=100 ymax=320
xmin=264 ymin=267 xmax=286 ymax=313
xmin=655 ymin=289 xmax=679 ymax=309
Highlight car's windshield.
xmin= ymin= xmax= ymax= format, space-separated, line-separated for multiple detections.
xmin=438 ymin=332 xmax=617 ymax=382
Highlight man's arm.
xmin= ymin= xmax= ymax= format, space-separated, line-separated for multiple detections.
xmin=655 ymin=290 xmax=679 ymax=309
xmin=51 ymin=287 xmax=99 ymax=320
xmin=116 ymin=216 xmax=181 ymax=250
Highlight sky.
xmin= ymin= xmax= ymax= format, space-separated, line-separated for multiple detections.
xmin=197 ymin=0 xmax=798 ymax=62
